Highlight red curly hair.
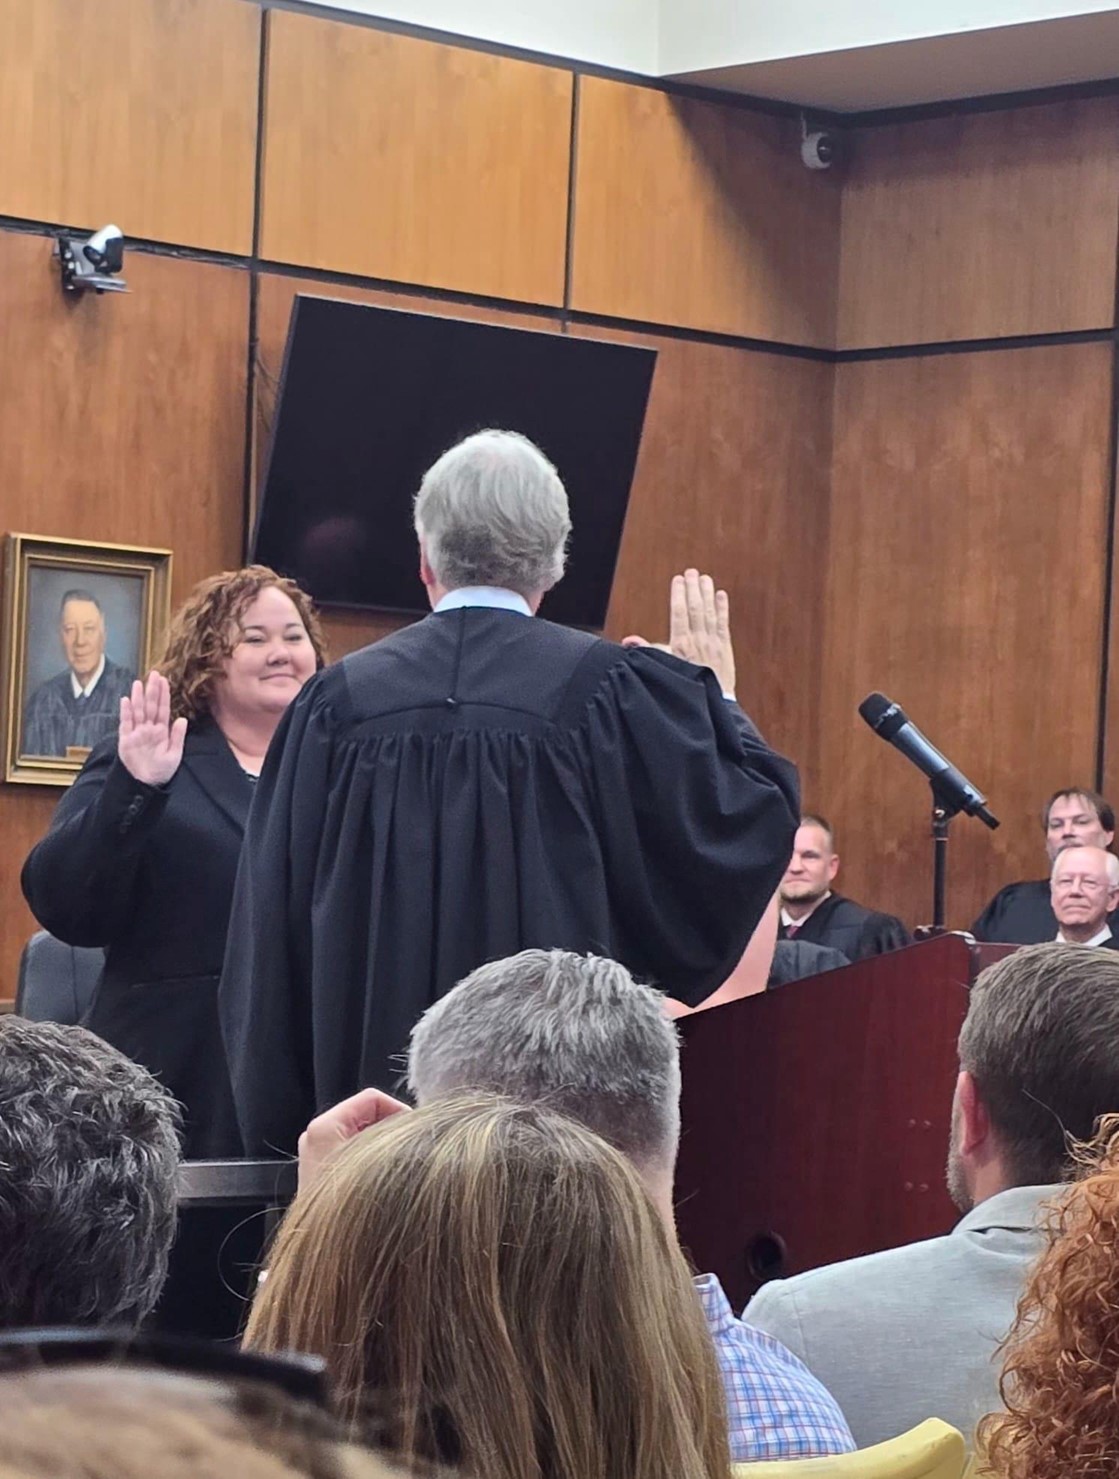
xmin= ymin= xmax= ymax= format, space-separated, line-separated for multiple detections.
xmin=979 ymin=1117 xmax=1119 ymax=1478
xmin=157 ymin=566 xmax=326 ymax=723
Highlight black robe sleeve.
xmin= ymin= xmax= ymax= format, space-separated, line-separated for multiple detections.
xmin=577 ymin=647 xmax=800 ymax=1005
xmin=21 ymin=740 xmax=171 ymax=947
xmin=218 ymin=679 xmax=334 ymax=1156
xmin=855 ymin=911 xmax=911 ymax=957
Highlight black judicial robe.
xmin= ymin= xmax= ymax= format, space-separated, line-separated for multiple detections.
xmin=778 ymin=892 xmax=910 ymax=961
xmin=220 ymin=608 xmax=800 ymax=1155
xmin=970 ymin=879 xmax=1057 ymax=943
xmin=21 ymin=722 xmax=246 ymax=1158
xmin=22 ymin=657 xmax=134 ymax=757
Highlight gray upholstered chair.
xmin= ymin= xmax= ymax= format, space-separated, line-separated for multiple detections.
xmin=15 ymin=930 xmax=104 ymax=1024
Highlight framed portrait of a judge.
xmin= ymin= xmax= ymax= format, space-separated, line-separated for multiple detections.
xmin=1 ymin=535 xmax=172 ymax=786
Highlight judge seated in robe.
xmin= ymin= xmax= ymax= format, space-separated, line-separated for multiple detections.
xmin=1050 ymin=845 xmax=1119 ymax=948
xmin=22 ymin=590 xmax=134 ymax=757
xmin=777 ymin=814 xmax=910 ymax=960
xmin=971 ymin=787 xmax=1116 ymax=944
xmin=220 ymin=429 xmax=800 ymax=1156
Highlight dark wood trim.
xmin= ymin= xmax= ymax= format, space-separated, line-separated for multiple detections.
xmin=1094 ymin=191 xmax=1119 ymax=788
xmin=836 ymin=328 xmax=1115 ymax=364
xmin=561 ymin=73 xmax=581 ymax=331
xmin=845 ymin=73 xmax=1119 ymax=130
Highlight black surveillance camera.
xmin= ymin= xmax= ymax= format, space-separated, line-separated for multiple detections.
xmin=56 ymin=225 xmax=128 ymax=295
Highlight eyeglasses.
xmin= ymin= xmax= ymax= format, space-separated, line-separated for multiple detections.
xmin=0 ymin=1327 xmax=329 ymax=1407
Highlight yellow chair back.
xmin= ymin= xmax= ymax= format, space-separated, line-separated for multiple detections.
xmin=732 ymin=1418 xmax=966 ymax=1479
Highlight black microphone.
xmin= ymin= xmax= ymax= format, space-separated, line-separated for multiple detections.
xmin=858 ymin=692 xmax=999 ymax=830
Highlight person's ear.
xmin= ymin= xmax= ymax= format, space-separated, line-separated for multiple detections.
xmin=418 ymin=540 xmax=436 ymax=590
xmin=956 ymin=1070 xmax=991 ymax=1157
xmin=827 ymin=853 xmax=840 ymax=884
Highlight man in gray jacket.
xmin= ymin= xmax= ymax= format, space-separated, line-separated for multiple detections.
xmin=745 ymin=944 xmax=1119 ymax=1449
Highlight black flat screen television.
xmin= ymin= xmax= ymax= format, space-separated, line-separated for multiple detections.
xmin=251 ymin=296 xmax=658 ymax=628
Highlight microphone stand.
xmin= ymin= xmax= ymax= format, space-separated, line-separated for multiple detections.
xmin=930 ymin=784 xmax=962 ymax=933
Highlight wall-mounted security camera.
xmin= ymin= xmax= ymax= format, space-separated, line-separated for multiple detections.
xmin=55 ymin=225 xmax=128 ymax=294
xmin=800 ymin=130 xmax=835 ymax=171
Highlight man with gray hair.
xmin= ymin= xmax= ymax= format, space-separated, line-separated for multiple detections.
xmin=223 ymin=429 xmax=798 ymax=1155
xmin=0 ymin=1015 xmax=180 ymax=1328
xmin=299 ymin=948 xmax=855 ymax=1462
xmin=1050 ymin=844 xmax=1119 ymax=946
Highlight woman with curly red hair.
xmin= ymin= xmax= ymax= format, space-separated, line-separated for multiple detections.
xmin=22 ymin=567 xmax=326 ymax=1160
xmin=980 ymin=1118 xmax=1119 ymax=1478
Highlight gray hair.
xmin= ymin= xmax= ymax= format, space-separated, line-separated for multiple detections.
xmin=0 ymin=1016 xmax=181 ymax=1328
xmin=407 ymin=950 xmax=680 ymax=1169
xmin=413 ymin=430 xmax=571 ymax=597
xmin=959 ymin=945 xmax=1119 ymax=1186
xmin=1048 ymin=845 xmax=1119 ymax=885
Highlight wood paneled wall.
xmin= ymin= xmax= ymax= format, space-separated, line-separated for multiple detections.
xmin=817 ymin=344 xmax=1114 ymax=930
xmin=0 ymin=0 xmax=259 ymax=254
xmin=572 ymin=79 xmax=841 ymax=348
xmin=259 ymin=11 xmax=572 ymax=305
xmin=589 ymin=328 xmax=833 ymax=775
xmin=0 ymin=232 xmax=248 ymax=991
xmin=6 ymin=0 xmax=1119 ymax=987
xmin=838 ymin=98 xmax=1119 ymax=350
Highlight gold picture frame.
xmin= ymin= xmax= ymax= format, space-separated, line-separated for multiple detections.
xmin=2 ymin=534 xmax=172 ymax=787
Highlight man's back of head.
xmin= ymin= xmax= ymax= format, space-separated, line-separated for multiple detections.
xmin=957 ymin=942 xmax=1119 ymax=1192
xmin=407 ymin=948 xmax=679 ymax=1176
xmin=413 ymin=430 xmax=572 ymax=600
xmin=0 ymin=1016 xmax=181 ymax=1328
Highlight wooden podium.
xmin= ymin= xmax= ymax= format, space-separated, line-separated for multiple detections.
xmin=674 ymin=934 xmax=1012 ymax=1311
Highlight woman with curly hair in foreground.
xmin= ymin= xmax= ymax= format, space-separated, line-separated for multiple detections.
xmin=979 ymin=1115 xmax=1119 ymax=1478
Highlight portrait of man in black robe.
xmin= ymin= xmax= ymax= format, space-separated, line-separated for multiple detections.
xmin=221 ymin=429 xmax=800 ymax=1155
xmin=22 ymin=587 xmax=135 ymax=758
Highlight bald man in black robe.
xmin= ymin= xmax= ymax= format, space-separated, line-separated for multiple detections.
xmin=220 ymin=431 xmax=798 ymax=1154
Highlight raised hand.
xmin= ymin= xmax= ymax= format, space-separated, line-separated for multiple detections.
xmin=297 ymin=1087 xmax=411 ymax=1192
xmin=118 ymin=671 xmax=187 ymax=786
xmin=622 ymin=569 xmax=736 ymax=699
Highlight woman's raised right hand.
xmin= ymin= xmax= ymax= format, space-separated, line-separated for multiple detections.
xmin=118 ymin=671 xmax=187 ymax=786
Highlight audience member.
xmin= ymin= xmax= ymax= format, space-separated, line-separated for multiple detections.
xmin=778 ymin=815 xmax=909 ymax=959
xmin=744 ymin=945 xmax=1119 ymax=1448
xmin=971 ymin=787 xmax=1116 ymax=943
xmin=246 ymin=1094 xmax=733 ymax=1479
xmin=1050 ymin=845 xmax=1119 ymax=946
xmin=301 ymin=948 xmax=854 ymax=1461
xmin=979 ymin=1117 xmax=1119 ymax=1479
xmin=0 ymin=1017 xmax=179 ymax=1329
xmin=22 ymin=565 xmax=325 ymax=1159
xmin=222 ymin=430 xmax=799 ymax=1156
xmin=0 ymin=1360 xmax=399 ymax=1479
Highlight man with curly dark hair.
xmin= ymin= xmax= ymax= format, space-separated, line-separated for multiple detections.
xmin=0 ymin=1015 xmax=180 ymax=1328
xmin=746 ymin=945 xmax=1119 ymax=1450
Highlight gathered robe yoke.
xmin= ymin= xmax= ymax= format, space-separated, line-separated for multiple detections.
xmin=220 ymin=608 xmax=799 ymax=1155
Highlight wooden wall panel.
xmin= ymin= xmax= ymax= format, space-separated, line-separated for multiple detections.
xmin=818 ymin=343 xmax=1112 ymax=932
xmin=571 ymin=78 xmax=841 ymax=349
xmin=254 ymin=272 xmax=559 ymax=659
xmin=0 ymin=230 xmax=248 ymax=997
xmin=575 ymin=324 xmax=833 ymax=781
xmin=259 ymin=12 xmax=572 ymax=305
xmin=0 ymin=0 xmax=259 ymax=254
xmin=839 ymin=98 xmax=1119 ymax=350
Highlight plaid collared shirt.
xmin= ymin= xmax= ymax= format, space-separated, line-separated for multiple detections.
xmin=695 ymin=1273 xmax=856 ymax=1461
